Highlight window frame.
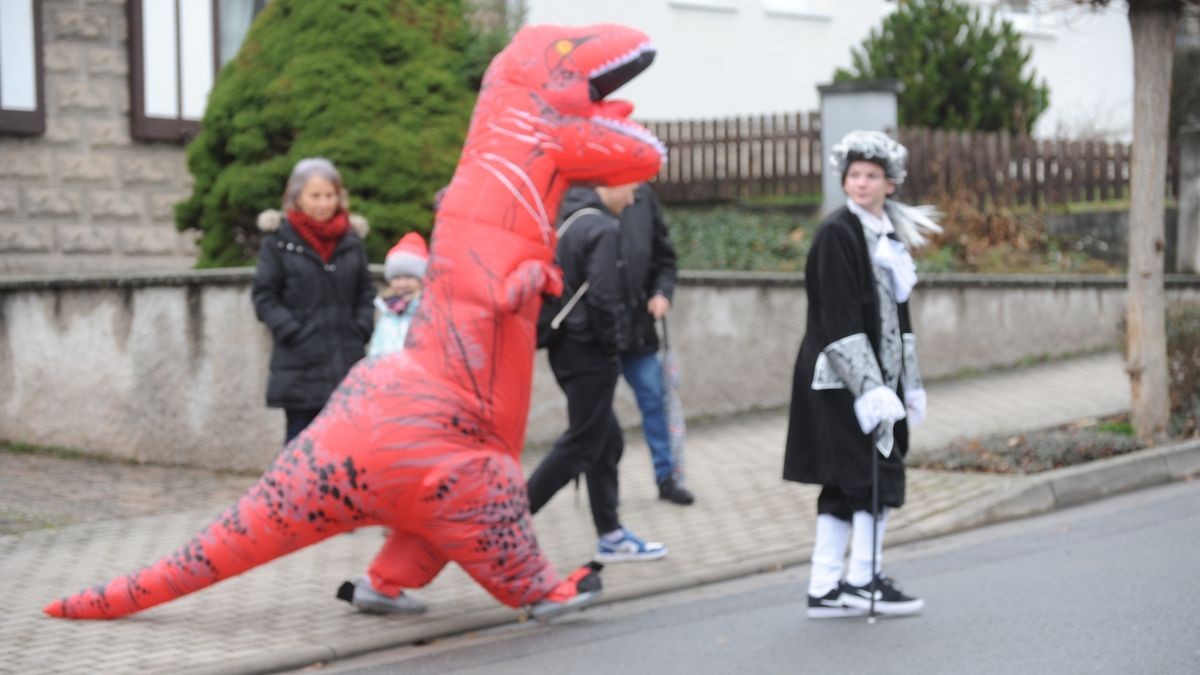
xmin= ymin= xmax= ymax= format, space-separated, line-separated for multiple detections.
xmin=128 ymin=0 xmax=224 ymax=143
xmin=0 ymin=0 xmax=47 ymax=136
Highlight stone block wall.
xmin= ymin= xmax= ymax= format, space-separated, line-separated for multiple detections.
xmin=4 ymin=270 xmax=1200 ymax=472
xmin=0 ymin=0 xmax=197 ymax=275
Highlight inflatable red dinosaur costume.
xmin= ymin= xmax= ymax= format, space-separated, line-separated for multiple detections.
xmin=44 ymin=23 xmax=664 ymax=621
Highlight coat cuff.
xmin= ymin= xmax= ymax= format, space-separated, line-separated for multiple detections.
xmin=819 ymin=333 xmax=884 ymax=398
xmin=275 ymin=318 xmax=302 ymax=345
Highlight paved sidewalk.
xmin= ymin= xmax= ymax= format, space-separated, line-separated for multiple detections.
xmin=1 ymin=352 xmax=1192 ymax=675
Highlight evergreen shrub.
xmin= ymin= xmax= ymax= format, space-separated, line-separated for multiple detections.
xmin=176 ymin=0 xmax=493 ymax=266
xmin=834 ymin=0 xmax=1049 ymax=134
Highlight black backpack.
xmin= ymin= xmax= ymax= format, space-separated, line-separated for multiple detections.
xmin=536 ymin=207 xmax=601 ymax=349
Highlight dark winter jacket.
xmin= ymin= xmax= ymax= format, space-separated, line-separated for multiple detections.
xmin=782 ymin=206 xmax=912 ymax=507
xmin=252 ymin=210 xmax=376 ymax=410
xmin=552 ymin=189 xmax=629 ymax=357
xmin=614 ymin=184 xmax=677 ymax=354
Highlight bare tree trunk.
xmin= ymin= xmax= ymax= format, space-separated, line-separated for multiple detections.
xmin=1126 ymin=1 xmax=1180 ymax=440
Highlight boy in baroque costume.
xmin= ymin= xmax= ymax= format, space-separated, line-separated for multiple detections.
xmin=784 ymin=131 xmax=941 ymax=618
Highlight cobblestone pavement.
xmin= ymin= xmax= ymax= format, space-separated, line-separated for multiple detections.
xmin=0 ymin=352 xmax=1129 ymax=674
xmin=0 ymin=454 xmax=252 ymax=535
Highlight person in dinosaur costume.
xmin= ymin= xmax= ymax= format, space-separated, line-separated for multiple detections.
xmin=43 ymin=23 xmax=665 ymax=622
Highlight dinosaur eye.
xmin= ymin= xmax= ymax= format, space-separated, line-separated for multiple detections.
xmin=555 ymin=40 xmax=573 ymax=56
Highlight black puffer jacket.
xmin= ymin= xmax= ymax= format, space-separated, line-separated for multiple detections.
xmin=251 ymin=210 xmax=376 ymax=410
xmin=554 ymin=189 xmax=629 ymax=357
xmin=616 ymin=184 xmax=677 ymax=354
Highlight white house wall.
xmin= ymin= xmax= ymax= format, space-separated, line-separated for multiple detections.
xmin=522 ymin=0 xmax=894 ymax=121
xmin=980 ymin=1 xmax=1133 ymax=140
xmin=522 ymin=0 xmax=1134 ymax=139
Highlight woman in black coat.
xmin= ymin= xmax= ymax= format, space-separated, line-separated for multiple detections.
xmin=783 ymin=131 xmax=941 ymax=619
xmin=252 ymin=158 xmax=375 ymax=444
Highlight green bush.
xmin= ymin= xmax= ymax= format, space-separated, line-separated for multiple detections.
xmin=666 ymin=205 xmax=815 ymax=272
xmin=663 ymin=198 xmax=1121 ymax=275
xmin=176 ymin=0 xmax=494 ymax=266
xmin=834 ymin=0 xmax=1049 ymax=134
xmin=1167 ymin=302 xmax=1200 ymax=436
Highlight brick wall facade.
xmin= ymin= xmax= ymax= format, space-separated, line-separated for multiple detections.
xmin=0 ymin=0 xmax=198 ymax=275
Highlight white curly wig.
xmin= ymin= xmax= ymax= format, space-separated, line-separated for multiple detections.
xmin=829 ymin=130 xmax=908 ymax=185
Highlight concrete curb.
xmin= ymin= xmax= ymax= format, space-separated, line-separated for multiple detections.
xmin=238 ymin=438 xmax=1200 ymax=675
xmin=891 ymin=438 xmax=1200 ymax=543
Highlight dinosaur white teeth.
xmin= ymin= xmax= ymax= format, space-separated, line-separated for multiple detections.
xmin=588 ymin=41 xmax=655 ymax=79
xmin=592 ymin=117 xmax=667 ymax=159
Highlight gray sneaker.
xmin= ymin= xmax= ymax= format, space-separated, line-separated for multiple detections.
xmin=337 ymin=576 xmax=427 ymax=615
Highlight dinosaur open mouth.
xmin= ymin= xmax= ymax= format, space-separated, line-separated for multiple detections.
xmin=594 ymin=116 xmax=668 ymax=158
xmin=588 ymin=41 xmax=655 ymax=102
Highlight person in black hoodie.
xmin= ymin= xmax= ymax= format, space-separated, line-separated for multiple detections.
xmin=252 ymin=158 xmax=376 ymax=444
xmin=527 ymin=183 xmax=669 ymax=563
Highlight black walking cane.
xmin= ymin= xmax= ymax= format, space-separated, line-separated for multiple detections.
xmin=869 ymin=426 xmax=881 ymax=624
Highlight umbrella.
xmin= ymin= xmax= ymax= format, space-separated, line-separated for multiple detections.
xmin=661 ymin=318 xmax=687 ymax=485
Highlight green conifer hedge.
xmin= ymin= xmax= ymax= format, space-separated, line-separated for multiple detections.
xmin=176 ymin=0 xmax=496 ymax=266
xmin=834 ymin=0 xmax=1050 ymax=135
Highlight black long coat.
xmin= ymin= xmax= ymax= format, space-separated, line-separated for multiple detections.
xmin=616 ymin=184 xmax=677 ymax=355
xmin=251 ymin=212 xmax=375 ymax=410
xmin=782 ymin=206 xmax=912 ymax=507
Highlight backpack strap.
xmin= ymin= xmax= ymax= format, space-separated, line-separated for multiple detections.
xmin=557 ymin=207 xmax=602 ymax=237
xmin=549 ymin=207 xmax=604 ymax=329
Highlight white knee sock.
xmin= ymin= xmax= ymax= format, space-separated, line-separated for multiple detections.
xmin=847 ymin=509 xmax=889 ymax=587
xmin=808 ymin=514 xmax=852 ymax=597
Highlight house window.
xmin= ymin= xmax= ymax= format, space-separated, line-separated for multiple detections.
xmin=128 ymin=0 xmax=266 ymax=142
xmin=0 ymin=0 xmax=45 ymax=136
xmin=764 ymin=0 xmax=832 ymax=22
xmin=996 ymin=0 xmax=1058 ymax=39
xmin=669 ymin=0 xmax=740 ymax=13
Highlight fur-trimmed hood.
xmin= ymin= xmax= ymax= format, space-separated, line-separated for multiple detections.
xmin=257 ymin=209 xmax=369 ymax=238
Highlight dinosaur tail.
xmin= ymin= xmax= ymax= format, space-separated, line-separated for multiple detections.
xmin=43 ymin=448 xmax=357 ymax=620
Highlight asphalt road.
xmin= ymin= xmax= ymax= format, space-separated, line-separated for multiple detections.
xmin=300 ymin=480 xmax=1200 ymax=675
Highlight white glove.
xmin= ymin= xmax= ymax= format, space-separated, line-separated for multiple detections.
xmin=853 ymin=385 xmax=907 ymax=435
xmin=905 ymin=388 xmax=927 ymax=427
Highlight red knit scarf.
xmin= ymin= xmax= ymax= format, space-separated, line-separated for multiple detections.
xmin=286 ymin=209 xmax=350 ymax=263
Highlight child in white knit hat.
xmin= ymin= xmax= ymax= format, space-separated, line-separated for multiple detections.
xmin=368 ymin=232 xmax=428 ymax=356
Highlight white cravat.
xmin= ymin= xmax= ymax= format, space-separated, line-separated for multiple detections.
xmin=848 ymin=200 xmax=917 ymax=303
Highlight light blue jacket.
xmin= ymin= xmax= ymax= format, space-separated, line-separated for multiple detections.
xmin=367 ymin=294 xmax=420 ymax=356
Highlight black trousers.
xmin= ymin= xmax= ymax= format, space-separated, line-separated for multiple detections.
xmin=527 ymin=339 xmax=624 ymax=536
xmin=817 ymin=483 xmax=905 ymax=522
xmin=284 ymin=407 xmax=321 ymax=445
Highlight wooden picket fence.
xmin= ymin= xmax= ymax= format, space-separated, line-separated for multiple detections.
xmin=640 ymin=112 xmax=1177 ymax=208
xmin=642 ymin=112 xmax=823 ymax=203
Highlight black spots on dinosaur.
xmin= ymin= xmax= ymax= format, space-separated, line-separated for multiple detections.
xmin=444 ymin=414 xmax=486 ymax=441
xmin=343 ymin=458 xmax=361 ymax=490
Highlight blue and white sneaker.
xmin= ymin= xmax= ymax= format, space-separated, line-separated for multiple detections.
xmin=595 ymin=528 xmax=668 ymax=563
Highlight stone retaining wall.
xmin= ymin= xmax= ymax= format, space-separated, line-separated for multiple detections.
xmin=3 ymin=270 xmax=1198 ymax=472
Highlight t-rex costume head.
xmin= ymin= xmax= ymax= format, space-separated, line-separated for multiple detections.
xmin=44 ymin=24 xmax=663 ymax=621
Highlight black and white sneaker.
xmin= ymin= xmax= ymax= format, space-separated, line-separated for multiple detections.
xmin=807 ymin=587 xmax=866 ymax=619
xmin=840 ymin=575 xmax=924 ymax=616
